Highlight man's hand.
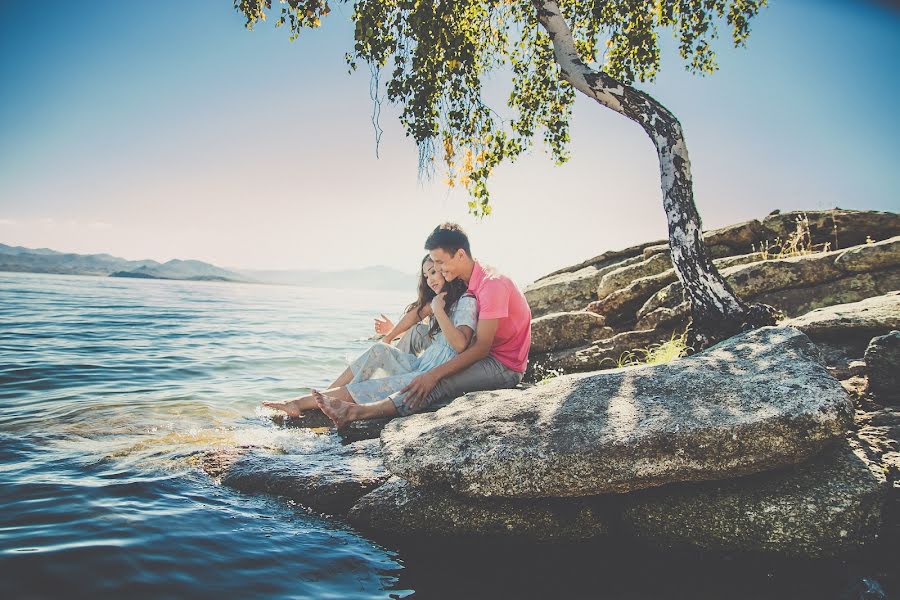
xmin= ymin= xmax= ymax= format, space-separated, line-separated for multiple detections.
xmin=401 ymin=371 xmax=439 ymax=412
xmin=374 ymin=314 xmax=394 ymax=336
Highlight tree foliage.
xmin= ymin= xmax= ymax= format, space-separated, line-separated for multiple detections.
xmin=236 ymin=0 xmax=766 ymax=217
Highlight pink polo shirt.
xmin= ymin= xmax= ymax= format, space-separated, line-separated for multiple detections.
xmin=466 ymin=261 xmax=532 ymax=373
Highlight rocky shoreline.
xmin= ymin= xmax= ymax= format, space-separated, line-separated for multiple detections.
xmin=200 ymin=208 xmax=898 ymax=560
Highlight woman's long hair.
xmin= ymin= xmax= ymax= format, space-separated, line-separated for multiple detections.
xmin=406 ymin=255 xmax=468 ymax=339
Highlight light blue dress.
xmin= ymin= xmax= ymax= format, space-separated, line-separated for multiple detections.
xmin=345 ymin=294 xmax=478 ymax=407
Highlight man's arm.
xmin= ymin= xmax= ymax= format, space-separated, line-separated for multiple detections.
xmin=400 ymin=318 xmax=499 ymax=410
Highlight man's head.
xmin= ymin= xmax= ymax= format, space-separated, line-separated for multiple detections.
xmin=425 ymin=222 xmax=472 ymax=282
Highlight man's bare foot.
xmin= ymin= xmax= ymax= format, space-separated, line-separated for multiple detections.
xmin=314 ymin=390 xmax=355 ymax=429
xmin=262 ymin=399 xmax=304 ymax=418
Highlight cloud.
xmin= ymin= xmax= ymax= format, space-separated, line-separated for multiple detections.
xmin=0 ymin=219 xmax=18 ymax=226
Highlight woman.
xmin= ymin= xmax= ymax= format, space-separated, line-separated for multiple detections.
xmin=263 ymin=255 xmax=477 ymax=425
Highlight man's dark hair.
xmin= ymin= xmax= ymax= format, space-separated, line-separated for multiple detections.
xmin=424 ymin=222 xmax=471 ymax=257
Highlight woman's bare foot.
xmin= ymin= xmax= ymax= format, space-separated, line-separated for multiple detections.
xmin=262 ymin=399 xmax=305 ymax=417
xmin=314 ymin=390 xmax=355 ymax=429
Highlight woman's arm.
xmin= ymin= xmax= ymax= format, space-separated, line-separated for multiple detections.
xmin=382 ymin=305 xmax=431 ymax=343
xmin=431 ymin=293 xmax=474 ymax=353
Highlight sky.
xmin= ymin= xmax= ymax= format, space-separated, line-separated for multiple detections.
xmin=1 ymin=0 xmax=898 ymax=286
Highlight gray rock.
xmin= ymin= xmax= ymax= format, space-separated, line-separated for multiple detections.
xmin=635 ymin=303 xmax=690 ymax=332
xmin=525 ymin=255 xmax=646 ymax=317
xmin=723 ymin=250 xmax=845 ymax=297
xmin=754 ymin=273 xmax=880 ymax=318
xmin=835 ymin=236 xmax=900 ymax=273
xmin=594 ymin=252 xmax=764 ymax=327
xmin=381 ymin=327 xmax=853 ymax=498
xmin=200 ymin=438 xmax=389 ymax=515
xmin=540 ymin=242 xmax=658 ymax=279
xmin=530 ymin=311 xmax=613 ymax=354
xmin=865 ymin=331 xmax=900 ymax=400
xmin=271 ymin=409 xmax=334 ymax=429
xmin=525 ymin=328 xmax=674 ymax=380
xmin=762 ymin=209 xmax=900 ymax=251
xmin=640 ymin=240 xmax=895 ymax=318
xmin=784 ymin=292 xmax=900 ymax=343
xmin=620 ymin=439 xmax=887 ymax=558
xmin=596 ymin=252 xmax=673 ymax=303
xmin=588 ymin=269 xmax=679 ymax=326
xmin=348 ymin=477 xmax=613 ymax=541
xmin=705 ymin=219 xmax=772 ymax=252
xmin=272 ymin=399 xmax=456 ymax=444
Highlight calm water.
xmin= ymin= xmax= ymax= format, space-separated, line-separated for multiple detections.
xmin=0 ymin=272 xmax=894 ymax=599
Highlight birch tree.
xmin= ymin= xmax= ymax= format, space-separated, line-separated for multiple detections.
xmin=235 ymin=0 xmax=777 ymax=349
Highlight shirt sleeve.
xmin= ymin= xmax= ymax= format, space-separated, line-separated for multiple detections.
xmin=452 ymin=294 xmax=478 ymax=331
xmin=477 ymin=279 xmax=510 ymax=320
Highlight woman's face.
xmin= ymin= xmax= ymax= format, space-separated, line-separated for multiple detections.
xmin=422 ymin=260 xmax=446 ymax=294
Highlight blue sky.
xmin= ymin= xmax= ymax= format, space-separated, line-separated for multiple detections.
xmin=1 ymin=0 xmax=898 ymax=285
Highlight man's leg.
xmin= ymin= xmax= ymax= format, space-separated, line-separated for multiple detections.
xmin=395 ymin=322 xmax=433 ymax=356
xmin=399 ymin=356 xmax=523 ymax=415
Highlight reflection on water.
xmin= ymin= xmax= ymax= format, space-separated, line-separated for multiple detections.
xmin=0 ymin=272 xmax=895 ymax=599
xmin=0 ymin=272 xmax=411 ymax=599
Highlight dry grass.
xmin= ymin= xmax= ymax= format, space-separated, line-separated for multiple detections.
xmin=751 ymin=212 xmax=835 ymax=260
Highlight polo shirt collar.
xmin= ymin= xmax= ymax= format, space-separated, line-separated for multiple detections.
xmin=466 ymin=260 xmax=484 ymax=293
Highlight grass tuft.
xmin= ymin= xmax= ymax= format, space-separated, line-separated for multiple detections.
xmin=613 ymin=330 xmax=692 ymax=368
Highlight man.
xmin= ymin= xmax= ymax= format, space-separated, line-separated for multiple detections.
xmin=399 ymin=222 xmax=531 ymax=412
xmin=315 ymin=222 xmax=531 ymax=426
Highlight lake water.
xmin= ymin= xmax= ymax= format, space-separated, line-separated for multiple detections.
xmin=0 ymin=271 xmax=894 ymax=599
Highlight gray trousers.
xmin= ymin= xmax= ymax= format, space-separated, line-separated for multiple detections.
xmin=393 ymin=323 xmax=523 ymax=415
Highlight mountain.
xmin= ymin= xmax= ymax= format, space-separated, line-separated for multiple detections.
xmin=0 ymin=244 xmax=250 ymax=283
xmin=0 ymin=243 xmax=417 ymax=290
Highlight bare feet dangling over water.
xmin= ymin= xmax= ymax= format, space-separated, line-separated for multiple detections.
xmin=262 ymin=398 xmax=305 ymax=417
xmin=314 ymin=390 xmax=353 ymax=429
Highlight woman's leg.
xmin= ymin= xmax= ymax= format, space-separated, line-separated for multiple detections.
xmin=327 ymin=366 xmax=354 ymax=390
xmin=316 ymin=391 xmax=398 ymax=429
xmin=263 ymin=385 xmax=354 ymax=417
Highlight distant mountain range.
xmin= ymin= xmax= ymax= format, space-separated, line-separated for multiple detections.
xmin=0 ymin=243 xmax=417 ymax=290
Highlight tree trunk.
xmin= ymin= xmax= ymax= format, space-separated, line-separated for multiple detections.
xmin=533 ymin=0 xmax=776 ymax=350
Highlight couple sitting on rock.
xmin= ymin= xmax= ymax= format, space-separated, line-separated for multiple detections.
xmin=264 ymin=222 xmax=532 ymax=428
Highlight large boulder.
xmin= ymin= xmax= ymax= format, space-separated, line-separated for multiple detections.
xmin=271 ymin=399 xmax=455 ymax=444
xmin=540 ymin=242 xmax=657 ymax=279
xmin=752 ymin=272 xmax=881 ymax=318
xmin=530 ymin=311 xmax=613 ymax=354
xmin=381 ymin=327 xmax=853 ymax=498
xmin=834 ymin=236 xmax=900 ymax=272
xmin=724 ymin=250 xmax=844 ymax=297
xmin=348 ymin=477 xmax=613 ymax=541
xmin=638 ymin=239 xmax=900 ymax=319
xmin=784 ymin=292 xmax=900 ymax=343
xmin=200 ymin=438 xmax=389 ymax=515
xmin=620 ymin=439 xmax=887 ymax=558
xmin=526 ymin=328 xmax=674 ymax=380
xmin=596 ymin=252 xmax=673 ymax=302
xmin=592 ymin=252 xmax=763 ymax=327
xmin=761 ymin=209 xmax=900 ymax=251
xmin=865 ymin=332 xmax=900 ymax=400
xmin=704 ymin=219 xmax=772 ymax=252
xmin=525 ymin=255 xmax=645 ymax=317
xmin=588 ymin=270 xmax=679 ymax=326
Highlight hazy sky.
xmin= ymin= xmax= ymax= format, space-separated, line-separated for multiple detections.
xmin=1 ymin=0 xmax=898 ymax=285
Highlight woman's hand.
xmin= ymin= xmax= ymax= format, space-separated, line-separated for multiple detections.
xmin=430 ymin=292 xmax=447 ymax=315
xmin=374 ymin=314 xmax=395 ymax=336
